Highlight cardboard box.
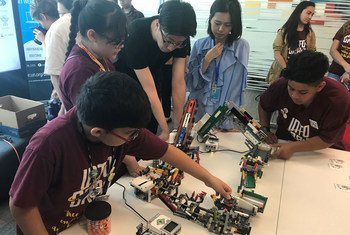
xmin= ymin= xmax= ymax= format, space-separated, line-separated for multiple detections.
xmin=0 ymin=96 xmax=46 ymax=137
xmin=0 ymin=119 xmax=47 ymax=138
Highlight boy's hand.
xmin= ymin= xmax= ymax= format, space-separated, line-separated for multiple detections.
xmin=271 ymin=143 xmax=294 ymax=160
xmin=263 ymin=131 xmax=278 ymax=144
xmin=204 ymin=43 xmax=224 ymax=63
xmin=204 ymin=175 xmax=232 ymax=199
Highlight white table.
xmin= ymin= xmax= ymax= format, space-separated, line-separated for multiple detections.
xmin=277 ymin=148 xmax=350 ymax=235
xmin=62 ymin=132 xmax=350 ymax=235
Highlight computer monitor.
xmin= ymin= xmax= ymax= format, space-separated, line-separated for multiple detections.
xmin=0 ymin=0 xmax=22 ymax=73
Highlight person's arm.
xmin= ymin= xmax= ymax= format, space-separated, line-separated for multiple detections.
xmin=272 ymin=136 xmax=332 ymax=160
xmin=273 ymin=51 xmax=287 ymax=70
xmin=308 ymin=30 xmax=316 ymax=51
xmin=258 ymin=103 xmax=278 ymax=144
xmin=160 ymin=145 xmax=232 ymax=199
xmin=340 ymin=71 xmax=350 ymax=85
xmin=272 ymin=29 xmax=287 ymax=69
xmin=34 ymin=29 xmax=46 ymax=47
xmin=50 ymin=74 xmax=66 ymax=115
xmin=134 ymin=68 xmax=170 ymax=140
xmin=50 ymin=75 xmax=61 ymax=98
xmin=171 ymin=57 xmax=186 ymax=128
xmin=329 ymin=39 xmax=350 ymax=74
xmin=9 ymin=197 xmax=49 ymax=235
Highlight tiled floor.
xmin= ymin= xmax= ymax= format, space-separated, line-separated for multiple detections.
xmin=0 ymin=200 xmax=15 ymax=235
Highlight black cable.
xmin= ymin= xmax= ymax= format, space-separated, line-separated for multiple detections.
xmin=115 ymin=182 xmax=148 ymax=222
xmin=201 ymin=149 xmax=248 ymax=154
xmin=207 ymin=133 xmax=218 ymax=139
xmin=196 ymin=132 xmax=218 ymax=143
xmin=196 ymin=134 xmax=206 ymax=143
xmin=254 ymin=94 xmax=261 ymax=101
xmin=213 ymin=149 xmax=247 ymax=154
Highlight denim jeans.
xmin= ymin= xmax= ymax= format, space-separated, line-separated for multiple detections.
xmin=327 ymin=72 xmax=340 ymax=81
xmin=327 ymin=72 xmax=350 ymax=91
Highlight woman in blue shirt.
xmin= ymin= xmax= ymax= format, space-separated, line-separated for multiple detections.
xmin=186 ymin=0 xmax=249 ymax=130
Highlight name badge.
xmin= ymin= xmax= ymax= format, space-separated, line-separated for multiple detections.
xmin=210 ymin=84 xmax=221 ymax=103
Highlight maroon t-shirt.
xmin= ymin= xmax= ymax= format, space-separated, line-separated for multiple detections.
xmin=9 ymin=108 xmax=168 ymax=234
xmin=59 ymin=45 xmax=115 ymax=111
xmin=329 ymin=27 xmax=350 ymax=76
xmin=260 ymin=77 xmax=350 ymax=147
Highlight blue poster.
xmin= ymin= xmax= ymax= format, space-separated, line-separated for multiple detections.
xmin=0 ymin=0 xmax=21 ymax=72
xmin=17 ymin=0 xmax=51 ymax=100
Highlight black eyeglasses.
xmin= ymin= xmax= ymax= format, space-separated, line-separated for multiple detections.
xmin=110 ymin=129 xmax=140 ymax=143
xmin=159 ymin=27 xmax=187 ymax=48
xmin=99 ymin=33 xmax=124 ymax=47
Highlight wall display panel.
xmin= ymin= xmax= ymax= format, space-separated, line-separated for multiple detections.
xmin=17 ymin=0 xmax=51 ymax=100
xmin=0 ymin=0 xmax=21 ymax=73
xmin=185 ymin=0 xmax=350 ymax=91
xmin=0 ymin=0 xmax=29 ymax=98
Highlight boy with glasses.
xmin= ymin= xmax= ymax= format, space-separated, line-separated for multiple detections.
xmin=10 ymin=71 xmax=232 ymax=235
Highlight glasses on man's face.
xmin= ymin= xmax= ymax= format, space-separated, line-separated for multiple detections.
xmin=110 ymin=129 xmax=140 ymax=143
xmin=159 ymin=28 xmax=187 ymax=48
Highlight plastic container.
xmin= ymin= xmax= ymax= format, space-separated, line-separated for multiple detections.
xmin=85 ymin=201 xmax=112 ymax=235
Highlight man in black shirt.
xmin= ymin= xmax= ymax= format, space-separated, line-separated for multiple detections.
xmin=114 ymin=1 xmax=196 ymax=141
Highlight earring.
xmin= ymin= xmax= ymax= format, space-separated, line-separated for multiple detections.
xmin=229 ymin=31 xmax=232 ymax=35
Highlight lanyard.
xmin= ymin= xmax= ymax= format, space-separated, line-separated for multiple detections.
xmin=215 ymin=54 xmax=223 ymax=81
xmin=214 ymin=41 xmax=224 ymax=82
xmin=79 ymin=122 xmax=117 ymax=196
xmin=78 ymin=43 xmax=109 ymax=72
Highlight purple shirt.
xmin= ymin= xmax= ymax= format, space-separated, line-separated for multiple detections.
xmin=9 ymin=108 xmax=168 ymax=234
xmin=59 ymin=45 xmax=115 ymax=111
xmin=260 ymin=77 xmax=350 ymax=147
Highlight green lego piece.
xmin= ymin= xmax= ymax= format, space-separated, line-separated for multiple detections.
xmin=197 ymin=104 xmax=229 ymax=138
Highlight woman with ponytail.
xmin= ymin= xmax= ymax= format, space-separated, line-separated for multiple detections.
xmin=60 ymin=0 xmax=142 ymax=184
xmin=266 ymin=1 xmax=316 ymax=84
xmin=60 ymin=0 xmax=126 ymax=110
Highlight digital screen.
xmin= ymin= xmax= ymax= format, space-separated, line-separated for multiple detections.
xmin=163 ymin=221 xmax=178 ymax=232
xmin=0 ymin=0 xmax=21 ymax=73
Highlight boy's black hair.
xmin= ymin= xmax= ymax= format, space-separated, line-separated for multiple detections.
xmin=283 ymin=51 xmax=329 ymax=85
xmin=158 ymin=1 xmax=196 ymax=37
xmin=76 ymin=71 xmax=151 ymax=130
xmin=207 ymin=0 xmax=242 ymax=46
xmin=30 ymin=0 xmax=59 ymax=21
xmin=282 ymin=1 xmax=315 ymax=49
xmin=66 ymin=0 xmax=127 ymax=57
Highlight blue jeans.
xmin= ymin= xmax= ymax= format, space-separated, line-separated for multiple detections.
xmin=327 ymin=72 xmax=350 ymax=91
xmin=327 ymin=72 xmax=340 ymax=81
